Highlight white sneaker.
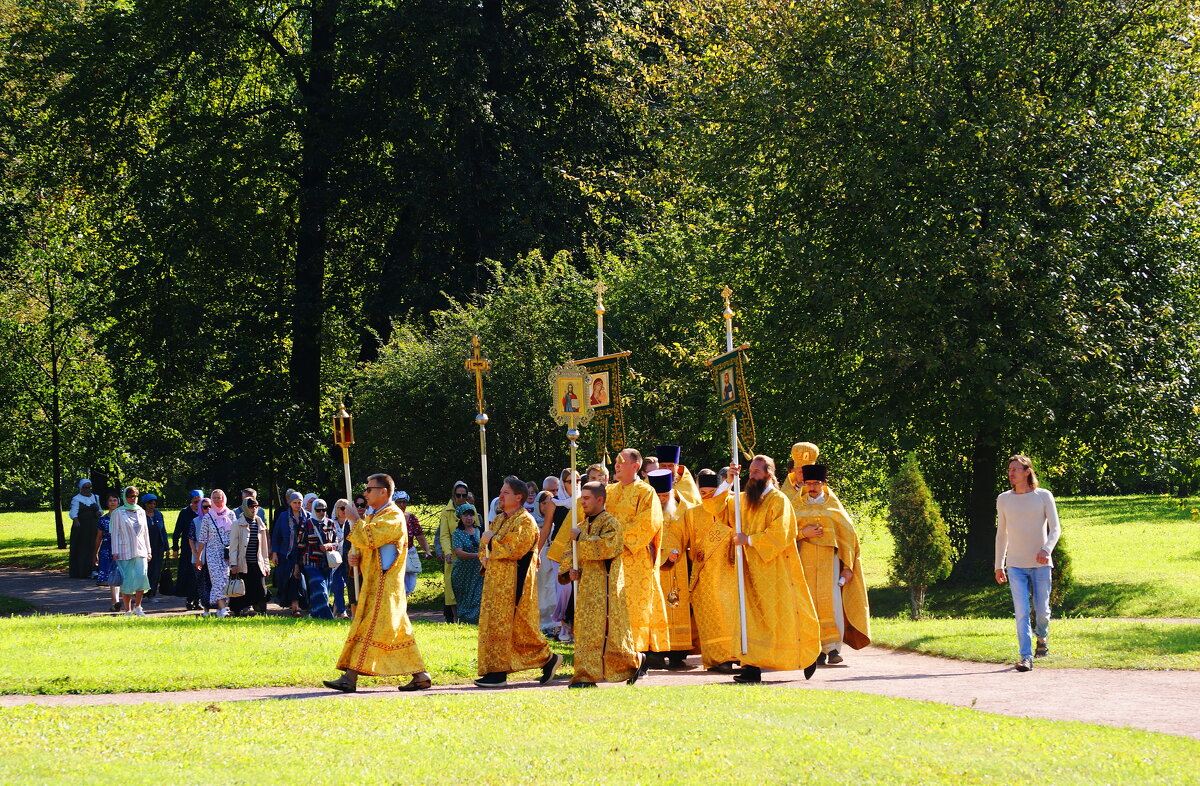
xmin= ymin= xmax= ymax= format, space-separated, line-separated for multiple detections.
xmin=133 ymin=606 xmax=146 ymax=617
xmin=123 ymin=611 xmax=132 ymax=616
xmin=217 ymin=608 xmax=229 ymax=618
xmin=202 ymin=610 xmax=211 ymax=618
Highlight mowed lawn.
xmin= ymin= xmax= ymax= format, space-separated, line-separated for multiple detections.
xmin=0 ymin=616 xmax=575 ymax=695
xmin=857 ymin=494 xmax=1200 ymax=619
xmin=2 ymin=687 xmax=1196 ymax=784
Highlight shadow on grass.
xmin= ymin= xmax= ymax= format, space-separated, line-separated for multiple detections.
xmin=869 ymin=579 xmax=1160 ymax=619
xmin=0 ymin=539 xmax=68 ymax=572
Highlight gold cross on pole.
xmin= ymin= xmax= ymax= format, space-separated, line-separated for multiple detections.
xmin=465 ymin=335 xmax=490 ymax=416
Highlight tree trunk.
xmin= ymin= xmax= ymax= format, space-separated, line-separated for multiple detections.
xmin=289 ymin=0 xmax=339 ymax=438
xmin=953 ymin=428 xmax=1002 ymax=581
xmin=48 ymin=269 xmax=66 ymax=549
xmin=908 ymin=585 xmax=926 ymax=620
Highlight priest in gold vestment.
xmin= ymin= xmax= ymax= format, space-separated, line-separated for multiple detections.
xmin=608 ymin=448 xmax=669 ymax=661
xmin=687 ymin=469 xmax=741 ymax=672
xmin=324 ymin=473 xmax=431 ymax=692
xmin=648 ymin=466 xmax=695 ymax=669
xmin=794 ymin=463 xmax=871 ymax=665
xmin=723 ymin=455 xmax=821 ymax=683
xmin=475 ymin=476 xmax=561 ymax=687
xmin=559 ymin=481 xmax=643 ymax=687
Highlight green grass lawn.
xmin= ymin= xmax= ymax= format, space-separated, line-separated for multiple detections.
xmin=871 ymin=617 xmax=1200 ymax=670
xmin=858 ymin=494 xmax=1200 ymax=619
xmin=0 ymin=616 xmax=577 ymax=695
xmin=0 ymin=596 xmax=34 ymax=616
xmin=1 ymin=687 xmax=1195 ymax=783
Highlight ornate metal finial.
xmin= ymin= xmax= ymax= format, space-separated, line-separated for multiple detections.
xmin=721 ymin=285 xmax=733 ymax=319
xmin=465 ymin=335 xmax=491 ymax=416
xmin=595 ymin=280 xmax=607 ymax=316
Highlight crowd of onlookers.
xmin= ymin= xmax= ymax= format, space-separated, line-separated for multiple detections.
xmin=64 ymin=460 xmax=696 ymax=621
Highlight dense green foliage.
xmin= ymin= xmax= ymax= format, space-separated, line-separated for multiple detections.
xmin=886 ymin=453 xmax=954 ymax=618
xmin=2 ymin=1 xmax=1199 ymax=582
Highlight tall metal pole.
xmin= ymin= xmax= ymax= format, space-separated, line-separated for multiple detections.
xmin=333 ymin=403 xmax=360 ymax=600
xmin=467 ymin=336 xmax=492 ymax=559
xmin=723 ymin=286 xmax=749 ymax=655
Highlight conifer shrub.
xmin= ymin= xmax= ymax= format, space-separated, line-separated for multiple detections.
xmin=886 ymin=453 xmax=954 ymax=619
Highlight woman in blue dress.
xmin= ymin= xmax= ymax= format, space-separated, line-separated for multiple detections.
xmin=93 ymin=492 xmax=121 ymax=612
xmin=450 ymin=503 xmax=483 ymax=624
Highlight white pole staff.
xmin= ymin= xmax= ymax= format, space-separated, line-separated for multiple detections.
xmin=722 ymin=286 xmax=749 ymax=656
xmin=340 ymin=444 xmax=360 ymax=599
xmin=333 ymin=403 xmax=360 ymax=599
xmin=568 ymin=425 xmax=580 ymax=574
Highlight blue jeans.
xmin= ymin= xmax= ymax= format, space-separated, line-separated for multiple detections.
xmin=404 ymin=570 xmax=418 ymax=595
xmin=302 ymin=565 xmax=334 ymax=619
xmin=329 ymin=565 xmax=348 ymax=615
xmin=1007 ymin=565 xmax=1052 ymax=659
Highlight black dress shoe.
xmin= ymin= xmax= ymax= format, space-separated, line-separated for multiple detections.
xmin=707 ymin=661 xmax=739 ymax=674
xmin=643 ymin=652 xmax=667 ymax=669
xmin=474 ymin=672 xmax=508 ymax=688
xmin=627 ymin=653 xmax=650 ymax=685
xmin=733 ymin=665 xmax=762 ymax=684
xmin=539 ymin=653 xmax=562 ymax=685
xmin=568 ymin=681 xmax=597 ymax=689
xmin=803 ymin=660 xmax=818 ymax=680
xmin=322 ymin=677 xmax=357 ymax=693
xmin=815 ymin=652 xmax=827 ymax=666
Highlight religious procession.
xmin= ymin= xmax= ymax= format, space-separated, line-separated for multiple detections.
xmin=315 ymin=286 xmax=872 ymax=692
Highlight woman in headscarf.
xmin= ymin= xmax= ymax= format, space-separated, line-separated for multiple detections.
xmin=195 ymin=489 xmax=236 ymax=618
xmin=69 ymin=479 xmax=101 ymax=579
xmin=171 ymin=491 xmax=204 ymax=610
xmin=94 ymin=492 xmax=121 ymax=611
xmin=450 ymin=503 xmax=484 ymax=624
xmin=329 ymin=498 xmax=356 ymax=618
xmin=141 ymin=493 xmax=169 ymax=602
xmin=110 ymin=485 xmax=152 ymax=615
xmin=293 ymin=497 xmax=338 ymax=619
xmin=272 ymin=491 xmax=309 ymax=616
xmin=229 ymin=495 xmax=271 ymax=616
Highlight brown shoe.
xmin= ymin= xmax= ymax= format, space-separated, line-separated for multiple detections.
xmin=398 ymin=674 xmax=432 ymax=691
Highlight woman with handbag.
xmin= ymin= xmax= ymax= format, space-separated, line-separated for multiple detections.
xmin=195 ymin=489 xmax=236 ymax=618
xmin=329 ymin=499 xmax=357 ymax=618
xmin=294 ymin=498 xmax=339 ymax=619
xmin=228 ymin=496 xmax=271 ymax=616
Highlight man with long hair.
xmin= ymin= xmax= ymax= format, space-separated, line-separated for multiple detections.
xmin=722 ymin=455 xmax=820 ymax=683
xmin=995 ymin=454 xmax=1061 ymax=672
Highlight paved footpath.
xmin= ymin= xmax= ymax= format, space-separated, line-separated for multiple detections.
xmin=2 ymin=566 xmax=1197 ymax=740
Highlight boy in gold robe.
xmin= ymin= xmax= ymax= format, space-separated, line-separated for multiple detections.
xmin=722 ymin=455 xmax=821 ymax=683
xmin=607 ymin=448 xmax=670 ymax=665
xmin=474 ymin=476 xmax=561 ymax=687
xmin=648 ymin=467 xmax=695 ymax=670
xmin=324 ymin=473 xmax=431 ymax=692
xmin=687 ymin=470 xmax=741 ymax=673
xmin=559 ymin=481 xmax=644 ymax=687
xmin=794 ymin=463 xmax=871 ymax=665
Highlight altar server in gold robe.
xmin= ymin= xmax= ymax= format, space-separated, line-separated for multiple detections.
xmin=781 ymin=442 xmax=844 ymax=509
xmin=648 ymin=468 xmax=694 ymax=669
xmin=608 ymin=448 xmax=670 ymax=662
xmin=723 ymin=455 xmax=821 ymax=683
xmin=474 ymin=476 xmax=561 ymax=688
xmin=687 ymin=469 xmax=741 ymax=673
xmin=794 ymin=463 xmax=871 ymax=665
xmin=559 ymin=481 xmax=644 ymax=687
xmin=324 ymin=473 xmax=431 ymax=692
xmin=655 ymin=444 xmax=701 ymax=508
